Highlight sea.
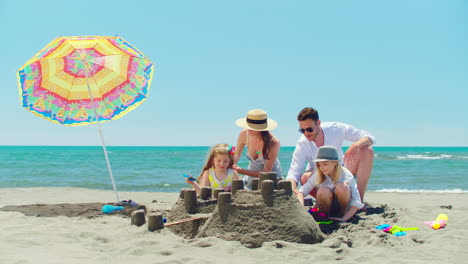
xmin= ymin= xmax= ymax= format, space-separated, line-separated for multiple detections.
xmin=1 ymin=146 xmax=467 ymax=193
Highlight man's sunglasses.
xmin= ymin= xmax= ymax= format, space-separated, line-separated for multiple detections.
xmin=298 ymin=127 xmax=314 ymax=133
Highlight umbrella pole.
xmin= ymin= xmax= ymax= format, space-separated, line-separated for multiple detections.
xmin=96 ymin=122 xmax=120 ymax=203
xmin=83 ymin=61 xmax=120 ymax=203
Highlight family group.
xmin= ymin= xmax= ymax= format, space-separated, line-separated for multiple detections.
xmin=186 ymin=107 xmax=375 ymax=222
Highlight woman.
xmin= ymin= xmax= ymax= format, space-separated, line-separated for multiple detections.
xmin=233 ymin=109 xmax=282 ymax=189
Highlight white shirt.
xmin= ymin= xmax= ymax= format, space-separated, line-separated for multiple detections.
xmin=286 ymin=122 xmax=375 ymax=184
xmin=299 ymin=166 xmax=364 ymax=209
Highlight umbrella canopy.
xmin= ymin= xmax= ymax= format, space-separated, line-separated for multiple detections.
xmin=17 ymin=36 xmax=154 ymax=126
xmin=16 ymin=36 xmax=154 ymax=202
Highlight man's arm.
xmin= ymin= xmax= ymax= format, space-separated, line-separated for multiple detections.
xmin=341 ymin=122 xmax=375 ymax=145
xmin=286 ymin=140 xmax=309 ymax=191
xmin=340 ymin=122 xmax=375 ymax=164
xmin=346 ymin=136 xmax=373 ymax=154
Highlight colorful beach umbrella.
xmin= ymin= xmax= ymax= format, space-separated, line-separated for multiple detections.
xmin=17 ymin=36 xmax=154 ymax=126
xmin=17 ymin=36 xmax=155 ymax=201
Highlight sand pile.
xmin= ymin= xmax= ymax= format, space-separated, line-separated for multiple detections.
xmin=165 ymin=191 xmax=216 ymax=238
xmin=167 ymin=178 xmax=325 ymax=248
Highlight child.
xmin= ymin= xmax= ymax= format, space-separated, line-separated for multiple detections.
xmin=186 ymin=144 xmax=240 ymax=194
xmin=295 ymin=145 xmax=364 ymax=222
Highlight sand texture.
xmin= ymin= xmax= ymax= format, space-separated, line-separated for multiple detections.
xmin=1 ymin=187 xmax=467 ymax=264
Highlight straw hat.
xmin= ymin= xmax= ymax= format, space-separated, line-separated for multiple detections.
xmin=313 ymin=145 xmax=340 ymax=162
xmin=235 ymin=109 xmax=278 ymax=131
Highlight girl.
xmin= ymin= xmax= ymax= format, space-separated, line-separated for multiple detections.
xmin=186 ymin=144 xmax=240 ymax=194
xmin=232 ymin=109 xmax=282 ymax=190
xmin=295 ymin=145 xmax=364 ymax=222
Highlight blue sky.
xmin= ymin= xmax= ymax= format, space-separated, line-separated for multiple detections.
xmin=1 ymin=0 xmax=467 ymax=146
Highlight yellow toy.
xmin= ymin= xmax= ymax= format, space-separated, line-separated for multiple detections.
xmin=424 ymin=213 xmax=448 ymax=229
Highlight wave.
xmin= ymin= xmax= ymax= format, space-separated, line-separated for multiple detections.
xmin=375 ymin=153 xmax=468 ymax=160
xmin=396 ymin=154 xmax=453 ymax=160
xmin=374 ymin=188 xmax=468 ymax=193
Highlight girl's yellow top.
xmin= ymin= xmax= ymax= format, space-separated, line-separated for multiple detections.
xmin=208 ymin=168 xmax=234 ymax=188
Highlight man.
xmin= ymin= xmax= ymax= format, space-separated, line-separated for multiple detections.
xmin=286 ymin=107 xmax=375 ymax=202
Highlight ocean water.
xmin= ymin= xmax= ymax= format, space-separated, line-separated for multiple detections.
xmin=0 ymin=146 xmax=467 ymax=193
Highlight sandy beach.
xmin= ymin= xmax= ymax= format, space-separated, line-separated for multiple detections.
xmin=1 ymin=187 xmax=467 ymax=264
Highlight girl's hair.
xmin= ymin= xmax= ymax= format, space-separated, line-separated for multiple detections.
xmin=197 ymin=143 xmax=235 ymax=181
xmin=260 ymin=131 xmax=273 ymax=160
xmin=315 ymin=161 xmax=342 ymax=185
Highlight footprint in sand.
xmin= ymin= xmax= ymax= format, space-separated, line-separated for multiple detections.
xmin=192 ymin=240 xmax=213 ymax=248
xmin=160 ymin=250 xmax=173 ymax=256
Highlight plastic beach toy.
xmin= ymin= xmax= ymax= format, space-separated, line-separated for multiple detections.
xmin=308 ymin=207 xmax=326 ymax=218
xmin=316 ymin=221 xmax=334 ymax=225
xmin=102 ymin=205 xmax=124 ymax=214
xmin=424 ymin=213 xmax=448 ymax=229
xmin=183 ymin=174 xmax=196 ymax=181
xmin=375 ymin=224 xmax=419 ymax=236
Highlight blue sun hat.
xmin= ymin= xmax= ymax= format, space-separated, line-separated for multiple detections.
xmin=313 ymin=145 xmax=340 ymax=162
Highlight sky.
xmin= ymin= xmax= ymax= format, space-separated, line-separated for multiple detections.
xmin=1 ymin=0 xmax=467 ymax=147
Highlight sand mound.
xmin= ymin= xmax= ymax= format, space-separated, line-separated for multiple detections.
xmin=197 ymin=189 xmax=325 ymax=248
xmin=167 ymin=179 xmax=325 ymax=248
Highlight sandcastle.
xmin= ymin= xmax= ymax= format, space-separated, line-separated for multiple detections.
xmin=164 ymin=172 xmax=325 ymax=248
